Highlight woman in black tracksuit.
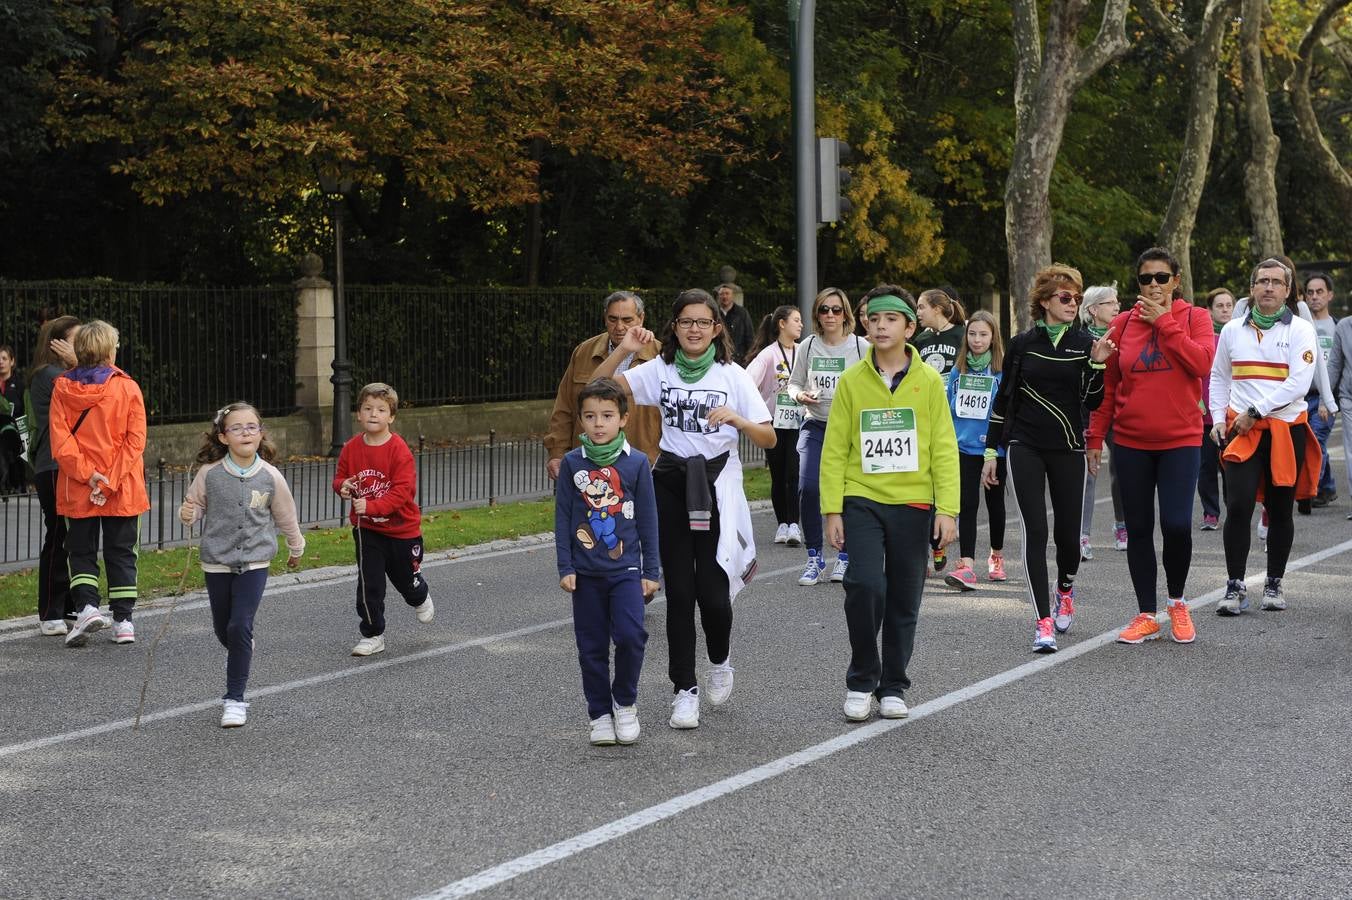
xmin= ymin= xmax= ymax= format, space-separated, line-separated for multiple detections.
xmin=982 ymin=264 xmax=1115 ymax=654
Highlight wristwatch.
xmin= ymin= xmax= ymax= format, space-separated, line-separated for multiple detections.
xmin=1245 ymin=405 xmax=1263 ymax=420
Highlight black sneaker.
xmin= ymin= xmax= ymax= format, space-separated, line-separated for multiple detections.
xmin=1217 ymin=580 xmax=1248 ymax=616
xmin=1260 ymin=577 xmax=1287 ymax=611
xmin=1297 ymin=499 xmax=1312 ymax=515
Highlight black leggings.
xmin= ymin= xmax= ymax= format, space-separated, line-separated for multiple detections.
xmin=958 ymin=453 xmax=1005 ymax=559
xmin=1114 ymin=445 xmax=1199 ymax=613
xmin=1006 ymin=443 xmax=1084 ymax=620
xmin=765 ymin=427 xmax=800 ymax=525
xmin=1223 ymin=426 xmax=1306 ymax=581
xmin=654 ymin=466 xmax=732 ymax=692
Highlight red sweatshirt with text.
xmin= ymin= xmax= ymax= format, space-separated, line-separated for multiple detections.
xmin=1087 ymin=299 xmax=1215 ymax=451
xmin=332 ymin=433 xmax=422 ymax=538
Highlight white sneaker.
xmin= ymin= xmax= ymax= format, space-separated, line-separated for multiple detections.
xmin=589 ymin=714 xmax=618 ymax=746
xmin=351 ymin=635 xmax=386 ymax=657
xmin=774 ymin=523 xmax=790 ymax=544
xmin=221 ymin=700 xmax=249 ymax=728
xmin=39 ymin=620 xmax=69 ymax=636
xmin=64 ymin=605 xmax=109 ymax=648
xmin=112 ymin=620 xmax=135 ymax=644
xmin=612 ymin=704 xmax=640 ymax=744
xmin=414 ymin=598 xmax=435 ymax=623
xmin=879 ymin=696 xmax=909 ymax=719
xmin=843 ymin=691 xmax=874 ymax=722
xmin=707 ymin=660 xmax=735 ymax=706
xmin=669 ymin=688 xmax=700 ymax=729
xmin=830 ymin=554 xmax=849 ymax=583
xmin=786 ymin=523 xmax=803 ymax=547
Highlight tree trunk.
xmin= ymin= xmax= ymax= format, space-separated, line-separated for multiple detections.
xmin=1239 ymin=0 xmax=1284 ymax=259
xmin=1156 ymin=0 xmax=1237 ymax=299
xmin=1286 ymin=0 xmax=1352 ymax=219
xmin=1004 ymin=0 xmax=1131 ymax=328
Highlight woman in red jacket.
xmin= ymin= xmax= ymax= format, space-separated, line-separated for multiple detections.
xmin=1086 ymin=248 xmax=1214 ymax=646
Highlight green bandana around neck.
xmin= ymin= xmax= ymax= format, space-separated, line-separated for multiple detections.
xmin=1249 ymin=306 xmax=1281 ymax=330
xmin=580 ymin=430 xmax=626 ymax=467
xmin=1212 ymin=319 xmax=1225 ymax=335
xmin=966 ymin=350 xmax=992 ymax=372
xmin=675 ymin=344 xmax=717 ymax=382
xmin=1038 ymin=320 xmax=1071 ymax=347
xmin=1086 ymin=323 xmax=1107 ymax=339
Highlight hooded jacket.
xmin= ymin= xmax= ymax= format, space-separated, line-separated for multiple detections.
xmin=49 ymin=365 xmax=150 ymax=518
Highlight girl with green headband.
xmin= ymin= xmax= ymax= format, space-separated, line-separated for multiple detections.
xmin=820 ymin=287 xmax=959 ymax=722
xmin=595 ymin=288 xmax=775 ymax=731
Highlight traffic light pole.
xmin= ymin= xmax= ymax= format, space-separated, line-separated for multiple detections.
xmin=790 ymin=0 xmax=817 ymax=324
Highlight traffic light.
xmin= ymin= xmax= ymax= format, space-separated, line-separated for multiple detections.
xmin=817 ymin=137 xmax=853 ymax=223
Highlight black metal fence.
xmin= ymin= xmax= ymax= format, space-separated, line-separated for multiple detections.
xmin=2 ymin=281 xmax=796 ymax=422
xmin=0 ymin=433 xmax=766 ymax=569
xmin=346 ymin=286 xmax=797 ymax=407
xmin=1 ymin=281 xmax=297 ymax=424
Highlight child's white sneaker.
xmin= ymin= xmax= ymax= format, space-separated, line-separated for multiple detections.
xmin=879 ymin=696 xmax=909 ymax=719
xmin=843 ymin=691 xmax=874 ymax=722
xmin=112 ymin=620 xmax=135 ymax=644
xmin=786 ymin=523 xmax=803 ymax=547
xmin=706 ymin=660 xmax=735 ymax=706
xmin=414 ymin=598 xmax=435 ymax=623
xmin=39 ymin=620 xmax=69 ymax=636
xmin=589 ymin=714 xmax=617 ymax=746
xmin=773 ymin=523 xmax=790 ymax=544
xmin=613 ymin=704 xmax=640 ymax=744
xmin=64 ymin=604 xmax=108 ymax=648
xmin=669 ymin=688 xmax=700 ymax=729
xmin=351 ymin=635 xmax=385 ymax=657
xmin=221 ymin=700 xmax=249 ymax=728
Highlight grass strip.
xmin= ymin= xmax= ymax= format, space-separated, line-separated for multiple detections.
xmin=1 ymin=467 xmax=770 ymax=622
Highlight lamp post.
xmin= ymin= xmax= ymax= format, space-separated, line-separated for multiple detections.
xmin=318 ymin=171 xmax=354 ymax=456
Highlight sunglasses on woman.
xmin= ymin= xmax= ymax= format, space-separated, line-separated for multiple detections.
xmin=1137 ymin=272 xmax=1173 ymax=286
xmin=817 ymin=305 xmax=844 ymax=316
xmin=1052 ymin=291 xmax=1082 ymax=305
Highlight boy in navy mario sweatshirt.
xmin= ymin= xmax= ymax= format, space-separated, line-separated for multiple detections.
xmin=555 ymin=378 xmax=660 ymax=747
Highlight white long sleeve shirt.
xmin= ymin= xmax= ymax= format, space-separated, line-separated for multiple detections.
xmin=1209 ymin=307 xmax=1317 ymax=424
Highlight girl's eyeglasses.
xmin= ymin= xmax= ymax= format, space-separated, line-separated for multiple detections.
xmin=1137 ymin=272 xmax=1173 ymax=286
xmin=675 ymin=317 xmax=716 ymax=331
xmin=224 ymin=423 xmax=261 ymax=436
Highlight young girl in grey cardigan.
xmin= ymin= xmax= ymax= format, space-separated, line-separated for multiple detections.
xmin=180 ymin=402 xmax=305 ymax=728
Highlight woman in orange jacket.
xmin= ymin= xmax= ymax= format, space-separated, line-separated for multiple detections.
xmin=49 ymin=319 xmax=150 ymax=648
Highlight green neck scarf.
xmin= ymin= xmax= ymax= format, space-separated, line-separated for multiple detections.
xmin=1038 ymin=319 xmax=1071 ymax=347
xmin=1249 ymin=306 xmax=1282 ymax=330
xmin=580 ymin=431 xmax=626 ymax=467
xmin=1212 ymin=319 xmax=1225 ymax=335
xmin=1086 ymin=323 xmax=1107 ymax=339
xmin=675 ymin=345 xmax=717 ymax=382
xmin=966 ymin=350 xmax=992 ymax=372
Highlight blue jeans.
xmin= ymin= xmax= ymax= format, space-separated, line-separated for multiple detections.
xmin=1307 ymin=394 xmax=1336 ymax=496
xmin=206 ymin=569 xmax=268 ymax=701
xmin=797 ymin=419 xmax=826 ymax=552
xmin=572 ymin=571 xmax=647 ymax=720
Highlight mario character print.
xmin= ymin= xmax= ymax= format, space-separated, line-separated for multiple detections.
xmin=573 ymin=466 xmax=635 ymax=560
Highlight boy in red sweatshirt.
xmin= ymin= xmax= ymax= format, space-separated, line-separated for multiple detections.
xmin=333 ymin=383 xmax=432 ymax=657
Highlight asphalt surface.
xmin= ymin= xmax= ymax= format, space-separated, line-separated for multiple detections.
xmin=2 ymin=467 xmax=1351 ymax=898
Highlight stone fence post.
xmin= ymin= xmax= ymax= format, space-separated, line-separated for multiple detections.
xmin=294 ymin=252 xmax=335 ymax=455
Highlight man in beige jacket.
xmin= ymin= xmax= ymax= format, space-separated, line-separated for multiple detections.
xmin=545 ymin=291 xmax=662 ymax=479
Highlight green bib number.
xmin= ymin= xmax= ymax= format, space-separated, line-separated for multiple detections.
xmin=773 ymin=392 xmax=805 ymax=429
xmin=954 ymin=374 xmax=995 ymax=420
xmin=860 ymin=408 xmax=918 ymax=474
xmin=809 ymin=356 xmax=845 ymax=396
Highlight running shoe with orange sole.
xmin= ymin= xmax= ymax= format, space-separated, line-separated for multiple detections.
xmin=1116 ymin=612 xmax=1161 ymax=644
xmin=1166 ymin=599 xmax=1195 ymax=643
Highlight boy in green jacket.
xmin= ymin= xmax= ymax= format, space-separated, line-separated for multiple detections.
xmin=821 ymin=291 xmax=960 ymax=722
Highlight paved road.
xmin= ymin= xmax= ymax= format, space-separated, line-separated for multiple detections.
xmin=2 ymin=485 xmax=1351 ymax=898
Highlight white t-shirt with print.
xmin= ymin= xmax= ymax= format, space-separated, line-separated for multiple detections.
xmin=625 ymin=358 xmax=771 ymax=459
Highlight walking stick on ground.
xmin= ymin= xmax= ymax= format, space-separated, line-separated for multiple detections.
xmin=134 ymin=535 xmax=197 ymax=731
xmin=355 ymin=513 xmax=373 ymax=629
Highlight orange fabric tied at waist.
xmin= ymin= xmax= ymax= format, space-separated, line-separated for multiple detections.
xmin=1221 ymin=409 xmax=1321 ymax=500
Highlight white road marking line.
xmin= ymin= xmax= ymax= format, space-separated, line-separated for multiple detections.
xmin=0 ymin=563 xmax=800 ymax=759
xmin=414 ymin=536 xmax=1352 ymax=899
